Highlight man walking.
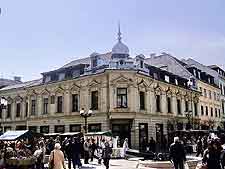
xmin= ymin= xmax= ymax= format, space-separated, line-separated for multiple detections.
xmin=102 ymin=139 xmax=112 ymax=169
xmin=169 ymin=137 xmax=186 ymax=169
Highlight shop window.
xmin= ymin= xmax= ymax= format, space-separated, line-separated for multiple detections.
xmin=88 ymin=123 xmax=101 ymax=132
xmin=55 ymin=125 xmax=65 ymax=133
xmin=29 ymin=126 xmax=37 ymax=132
xmin=40 ymin=126 xmax=49 ymax=133
xmin=70 ymin=124 xmax=81 ymax=132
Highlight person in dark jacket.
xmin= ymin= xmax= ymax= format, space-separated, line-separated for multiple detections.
xmin=72 ymin=137 xmax=82 ymax=169
xmin=148 ymin=137 xmax=156 ymax=153
xmin=202 ymin=139 xmax=223 ymax=169
xmin=65 ymin=138 xmax=73 ymax=169
xmin=83 ymin=139 xmax=90 ymax=164
xmin=169 ymin=137 xmax=186 ymax=169
xmin=196 ymin=137 xmax=203 ymax=157
xmin=102 ymin=140 xmax=112 ymax=169
xmin=90 ymin=138 xmax=97 ymax=162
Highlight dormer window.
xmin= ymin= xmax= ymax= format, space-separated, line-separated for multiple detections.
xmin=119 ymin=60 xmax=124 ymax=65
xmin=165 ymin=75 xmax=170 ymax=83
xmin=92 ymin=58 xmax=97 ymax=67
xmin=140 ymin=60 xmax=144 ymax=68
xmin=175 ymin=79 xmax=178 ymax=85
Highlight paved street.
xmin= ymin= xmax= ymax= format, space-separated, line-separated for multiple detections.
xmin=63 ymin=159 xmax=138 ymax=169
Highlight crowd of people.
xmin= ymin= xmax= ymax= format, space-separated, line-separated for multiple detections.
xmin=0 ymin=134 xmax=119 ymax=169
xmin=169 ymin=133 xmax=225 ymax=169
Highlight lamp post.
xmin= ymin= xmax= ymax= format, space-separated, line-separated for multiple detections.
xmin=0 ymin=97 xmax=8 ymax=133
xmin=80 ymin=108 xmax=93 ymax=134
xmin=185 ymin=110 xmax=193 ymax=130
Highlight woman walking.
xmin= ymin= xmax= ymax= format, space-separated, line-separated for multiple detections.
xmin=49 ymin=143 xmax=66 ymax=169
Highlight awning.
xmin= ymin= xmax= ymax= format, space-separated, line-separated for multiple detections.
xmin=85 ymin=131 xmax=113 ymax=137
xmin=0 ymin=130 xmax=42 ymax=141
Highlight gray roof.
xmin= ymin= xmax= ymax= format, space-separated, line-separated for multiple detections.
xmin=61 ymin=52 xmax=112 ymax=69
xmin=0 ymin=78 xmax=42 ymax=91
xmin=0 ymin=78 xmax=21 ymax=87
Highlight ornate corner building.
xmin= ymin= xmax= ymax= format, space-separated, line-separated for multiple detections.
xmin=0 ymin=27 xmax=222 ymax=149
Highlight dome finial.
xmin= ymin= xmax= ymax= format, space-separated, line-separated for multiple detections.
xmin=118 ymin=21 xmax=122 ymax=42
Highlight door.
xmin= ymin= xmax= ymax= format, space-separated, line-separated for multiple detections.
xmin=139 ymin=123 xmax=148 ymax=152
xmin=112 ymin=123 xmax=131 ymax=148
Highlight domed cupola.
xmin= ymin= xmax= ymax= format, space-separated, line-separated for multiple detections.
xmin=112 ymin=24 xmax=129 ymax=59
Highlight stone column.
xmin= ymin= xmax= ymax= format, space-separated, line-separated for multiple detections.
xmin=64 ymin=90 xmax=70 ymax=115
xmin=171 ymin=95 xmax=177 ymax=115
xmin=11 ymin=101 xmax=15 ymax=121
xmin=150 ymin=90 xmax=156 ymax=114
xmin=161 ymin=92 xmax=167 ymax=114
xmin=146 ymin=90 xmax=151 ymax=114
xmin=37 ymin=95 xmax=42 ymax=116
xmin=181 ymin=98 xmax=185 ymax=116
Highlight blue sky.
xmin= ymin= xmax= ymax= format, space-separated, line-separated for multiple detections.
xmin=1 ymin=0 xmax=225 ymax=81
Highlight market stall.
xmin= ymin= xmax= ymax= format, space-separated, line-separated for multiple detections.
xmin=0 ymin=130 xmax=43 ymax=169
xmin=85 ymin=131 xmax=124 ymax=158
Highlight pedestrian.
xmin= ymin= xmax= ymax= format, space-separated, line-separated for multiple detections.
xmin=196 ymin=136 xmax=203 ymax=157
xmin=33 ymin=145 xmax=43 ymax=169
xmin=90 ymin=138 xmax=97 ymax=162
xmin=102 ymin=140 xmax=112 ymax=169
xmin=148 ymin=137 xmax=156 ymax=153
xmin=169 ymin=137 xmax=186 ymax=169
xmin=83 ymin=138 xmax=90 ymax=164
xmin=65 ymin=138 xmax=73 ymax=169
xmin=72 ymin=137 xmax=82 ymax=169
xmin=122 ymin=138 xmax=129 ymax=159
xmin=49 ymin=143 xmax=66 ymax=169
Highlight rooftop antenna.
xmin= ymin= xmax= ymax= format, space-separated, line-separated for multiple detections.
xmin=117 ymin=21 xmax=122 ymax=42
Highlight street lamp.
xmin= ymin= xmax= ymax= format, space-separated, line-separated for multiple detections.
xmin=185 ymin=110 xmax=193 ymax=130
xmin=80 ymin=108 xmax=93 ymax=134
xmin=0 ymin=97 xmax=8 ymax=133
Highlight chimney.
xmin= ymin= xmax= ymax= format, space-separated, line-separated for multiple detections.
xmin=14 ymin=76 xmax=21 ymax=82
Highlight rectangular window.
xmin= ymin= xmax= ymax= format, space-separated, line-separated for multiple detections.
xmin=92 ymin=58 xmax=97 ymax=67
xmin=70 ymin=124 xmax=81 ymax=132
xmin=201 ymin=106 xmax=204 ymax=115
xmin=219 ymin=109 xmax=221 ymax=117
xmin=185 ymin=101 xmax=189 ymax=112
xmin=91 ymin=91 xmax=98 ymax=110
xmin=214 ymin=92 xmax=216 ymax=100
xmin=206 ymin=106 xmax=208 ymax=116
xmin=177 ymin=99 xmax=181 ymax=114
xmin=215 ymin=108 xmax=218 ymax=117
xmin=72 ymin=94 xmax=79 ymax=112
xmin=25 ymin=102 xmax=28 ymax=117
xmin=211 ymin=107 xmax=213 ymax=117
xmin=204 ymin=89 xmax=207 ymax=97
xmin=167 ymin=97 xmax=171 ymax=113
xmin=31 ymin=100 xmax=36 ymax=115
xmin=28 ymin=126 xmax=37 ymax=132
xmin=7 ymin=104 xmax=11 ymax=118
xmin=156 ymin=95 xmax=161 ymax=112
xmin=165 ymin=75 xmax=170 ymax=83
xmin=199 ymin=87 xmax=203 ymax=95
xmin=194 ymin=103 xmax=198 ymax=116
xmin=117 ymin=88 xmax=127 ymax=108
xmin=140 ymin=60 xmax=144 ymax=68
xmin=88 ymin=123 xmax=101 ymax=132
xmin=209 ymin=91 xmax=212 ymax=99
xmin=55 ymin=125 xmax=65 ymax=133
xmin=50 ymin=96 xmax=55 ymax=104
xmin=140 ymin=92 xmax=145 ymax=110
xmin=16 ymin=103 xmax=21 ymax=117
xmin=40 ymin=126 xmax=49 ymax=134
xmin=57 ymin=96 xmax=63 ymax=113
xmin=43 ymin=98 xmax=48 ymax=114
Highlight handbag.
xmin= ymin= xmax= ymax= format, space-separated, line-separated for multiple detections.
xmin=49 ymin=151 xmax=54 ymax=169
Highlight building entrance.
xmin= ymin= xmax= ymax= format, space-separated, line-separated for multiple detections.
xmin=112 ymin=121 xmax=131 ymax=148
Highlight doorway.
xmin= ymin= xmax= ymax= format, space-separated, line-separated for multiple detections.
xmin=112 ymin=123 xmax=131 ymax=148
xmin=139 ymin=123 xmax=148 ymax=152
